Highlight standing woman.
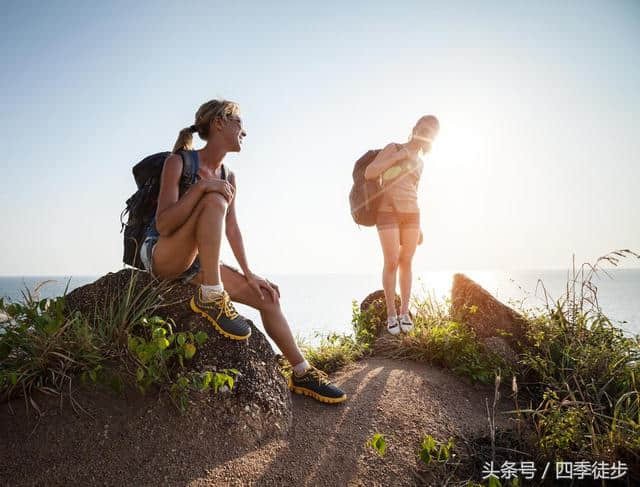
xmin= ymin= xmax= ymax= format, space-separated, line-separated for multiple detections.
xmin=140 ymin=99 xmax=346 ymax=404
xmin=364 ymin=115 xmax=440 ymax=334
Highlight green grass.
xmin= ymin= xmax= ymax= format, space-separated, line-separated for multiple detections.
xmin=290 ymin=291 xmax=509 ymax=383
xmin=297 ymin=250 xmax=640 ymax=481
xmin=298 ymin=331 xmax=368 ymax=374
xmin=0 ymin=292 xmax=106 ymax=413
xmin=2 ymin=251 xmax=639 ymax=472
xmin=0 ymin=271 xmax=236 ymax=413
xmin=512 ymin=251 xmax=640 ymax=464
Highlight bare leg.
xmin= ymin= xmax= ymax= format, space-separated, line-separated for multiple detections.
xmin=192 ymin=264 xmax=305 ymax=366
xmin=152 ymin=193 xmax=227 ymax=284
xmin=377 ymin=227 xmax=401 ymax=318
xmin=194 ymin=194 xmax=227 ymax=285
xmin=398 ymin=227 xmax=420 ymax=315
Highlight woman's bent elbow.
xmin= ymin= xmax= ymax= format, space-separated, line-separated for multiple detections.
xmin=155 ymin=218 xmax=172 ymax=237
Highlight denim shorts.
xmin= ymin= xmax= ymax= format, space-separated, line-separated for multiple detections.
xmin=376 ymin=211 xmax=420 ymax=231
xmin=140 ymin=235 xmax=201 ymax=284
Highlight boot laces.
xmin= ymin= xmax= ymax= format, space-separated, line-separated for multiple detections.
xmin=212 ymin=291 xmax=239 ymax=319
xmin=308 ymin=367 xmax=330 ymax=385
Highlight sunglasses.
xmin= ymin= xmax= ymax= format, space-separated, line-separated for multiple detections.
xmin=412 ymin=134 xmax=434 ymax=143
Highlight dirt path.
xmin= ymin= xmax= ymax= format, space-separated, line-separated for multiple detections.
xmin=194 ymin=357 xmax=516 ymax=486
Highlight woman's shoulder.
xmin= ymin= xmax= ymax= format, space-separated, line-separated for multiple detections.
xmin=165 ymin=152 xmax=185 ymax=165
xmin=162 ymin=153 xmax=185 ymax=179
xmin=377 ymin=142 xmax=403 ymax=156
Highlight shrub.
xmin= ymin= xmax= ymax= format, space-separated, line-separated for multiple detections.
xmin=0 ymin=273 xmax=238 ymax=414
xmin=516 ymin=251 xmax=640 ymax=462
xmin=0 ymin=293 xmax=105 ymax=410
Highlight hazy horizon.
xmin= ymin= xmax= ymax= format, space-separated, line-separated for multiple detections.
xmin=3 ymin=264 xmax=640 ymax=278
xmin=2 ymin=269 xmax=639 ymax=338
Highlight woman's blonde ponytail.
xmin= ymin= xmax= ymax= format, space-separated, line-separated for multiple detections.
xmin=172 ymin=99 xmax=240 ymax=153
xmin=172 ymin=125 xmax=197 ymax=153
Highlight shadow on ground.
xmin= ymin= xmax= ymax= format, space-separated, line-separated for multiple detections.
xmin=1 ymin=353 xmax=515 ymax=486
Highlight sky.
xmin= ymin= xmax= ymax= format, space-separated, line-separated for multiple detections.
xmin=1 ymin=0 xmax=639 ymax=276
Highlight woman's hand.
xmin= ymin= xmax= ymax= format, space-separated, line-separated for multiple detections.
xmin=396 ymin=145 xmax=411 ymax=160
xmin=365 ymin=143 xmax=409 ymax=180
xmin=246 ymin=272 xmax=280 ymax=302
xmin=398 ymin=144 xmax=421 ymax=161
xmin=199 ymin=179 xmax=235 ymax=203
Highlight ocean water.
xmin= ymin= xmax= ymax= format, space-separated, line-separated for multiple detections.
xmin=1 ymin=270 xmax=639 ymax=342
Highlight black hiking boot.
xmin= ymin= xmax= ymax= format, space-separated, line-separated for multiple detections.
xmin=190 ymin=288 xmax=251 ymax=340
xmin=288 ymin=366 xmax=347 ymax=404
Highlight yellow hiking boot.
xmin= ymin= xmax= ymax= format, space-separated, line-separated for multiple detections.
xmin=288 ymin=366 xmax=347 ymax=404
xmin=190 ymin=288 xmax=251 ymax=341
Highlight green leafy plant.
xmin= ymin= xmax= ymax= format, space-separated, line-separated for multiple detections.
xmin=126 ymin=315 xmax=242 ymax=411
xmin=514 ymin=251 xmax=640 ymax=462
xmin=0 ymin=272 xmax=244 ymax=415
xmin=351 ymin=300 xmax=378 ymax=348
xmin=366 ymin=433 xmax=387 ymax=457
xmin=495 ymin=250 xmax=640 ymax=477
xmin=127 ymin=316 xmax=207 ymax=393
xmin=0 ymin=292 xmax=104 ymax=411
xmin=170 ymin=368 xmax=239 ymax=411
xmin=418 ymin=434 xmax=455 ymax=465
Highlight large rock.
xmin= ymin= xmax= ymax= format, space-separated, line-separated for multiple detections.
xmin=359 ymin=290 xmax=405 ymax=337
xmin=482 ymin=336 xmax=519 ymax=367
xmin=450 ymin=273 xmax=528 ymax=349
xmin=0 ymin=269 xmax=292 ymax=486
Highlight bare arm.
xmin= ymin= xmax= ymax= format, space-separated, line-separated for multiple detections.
xmin=363 ymin=143 xmax=408 ymax=180
xmin=155 ymin=154 xmax=206 ymax=237
xmin=224 ymin=171 xmax=279 ymax=301
xmin=224 ymin=171 xmax=251 ymax=275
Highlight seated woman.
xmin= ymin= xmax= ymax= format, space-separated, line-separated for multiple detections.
xmin=139 ymin=99 xmax=346 ymax=404
xmin=364 ymin=115 xmax=440 ymax=335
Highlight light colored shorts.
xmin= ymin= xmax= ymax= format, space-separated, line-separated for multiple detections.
xmin=375 ymin=211 xmax=420 ymax=231
xmin=140 ymin=235 xmax=201 ymax=283
xmin=140 ymin=235 xmax=241 ymax=283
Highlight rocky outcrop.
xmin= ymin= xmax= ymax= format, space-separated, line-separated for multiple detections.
xmin=360 ymin=290 xmax=403 ymax=336
xmin=450 ymin=273 xmax=528 ymax=350
xmin=1 ymin=269 xmax=292 ymax=486
xmin=482 ymin=336 xmax=518 ymax=367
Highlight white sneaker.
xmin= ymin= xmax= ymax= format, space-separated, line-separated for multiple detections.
xmin=387 ymin=316 xmax=401 ymax=335
xmin=399 ymin=313 xmax=414 ymax=333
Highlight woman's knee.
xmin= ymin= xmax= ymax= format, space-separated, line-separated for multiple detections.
xmin=197 ymin=192 xmax=228 ymax=213
xmin=383 ymin=255 xmax=400 ymax=272
xmin=258 ymin=294 xmax=281 ymax=313
xmin=398 ymin=252 xmax=414 ymax=268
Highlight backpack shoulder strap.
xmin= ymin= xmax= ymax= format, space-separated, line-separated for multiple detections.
xmin=178 ymin=150 xmax=199 ymax=186
xmin=227 ymin=167 xmax=236 ymax=189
